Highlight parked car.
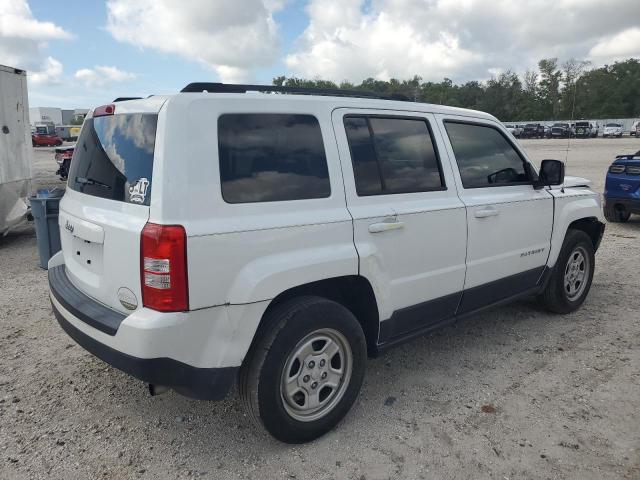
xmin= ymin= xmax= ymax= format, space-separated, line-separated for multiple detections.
xmin=54 ymin=144 xmax=74 ymax=180
xmin=574 ymin=121 xmax=598 ymax=138
xmin=604 ymin=150 xmax=640 ymax=222
xmin=548 ymin=122 xmax=574 ymax=138
xmin=48 ymin=84 xmax=605 ymax=443
xmin=521 ymin=123 xmax=545 ymax=138
xmin=32 ymin=132 xmax=63 ymax=146
xmin=504 ymin=124 xmax=523 ymax=138
xmin=603 ymin=123 xmax=623 ymax=138
xmin=630 ymin=120 xmax=639 ymax=136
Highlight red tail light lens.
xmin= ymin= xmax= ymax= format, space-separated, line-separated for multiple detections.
xmin=141 ymin=223 xmax=189 ymax=312
xmin=93 ymin=104 xmax=115 ymax=117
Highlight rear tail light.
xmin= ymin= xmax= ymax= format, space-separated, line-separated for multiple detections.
xmin=141 ymin=223 xmax=189 ymax=312
xmin=626 ymin=166 xmax=640 ymax=175
xmin=93 ymin=104 xmax=115 ymax=117
xmin=609 ymin=164 xmax=626 ymax=174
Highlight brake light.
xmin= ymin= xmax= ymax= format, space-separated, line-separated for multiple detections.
xmin=93 ymin=104 xmax=115 ymax=117
xmin=140 ymin=223 xmax=189 ymax=312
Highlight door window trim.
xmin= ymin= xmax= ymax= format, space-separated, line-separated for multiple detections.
xmin=443 ymin=119 xmax=537 ymax=189
xmin=344 ymin=114 xmax=447 ymax=196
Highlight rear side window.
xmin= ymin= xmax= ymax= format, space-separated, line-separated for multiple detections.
xmin=344 ymin=116 xmax=444 ymax=196
xmin=444 ymin=121 xmax=530 ymax=188
xmin=68 ymin=114 xmax=157 ymax=205
xmin=218 ymin=114 xmax=330 ymax=203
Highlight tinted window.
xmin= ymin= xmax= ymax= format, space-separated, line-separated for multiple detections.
xmin=68 ymin=114 xmax=157 ymax=205
xmin=344 ymin=116 xmax=444 ymax=196
xmin=444 ymin=122 xmax=530 ymax=188
xmin=218 ymin=114 xmax=330 ymax=203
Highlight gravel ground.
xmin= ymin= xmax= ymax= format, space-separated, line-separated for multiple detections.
xmin=1 ymin=139 xmax=639 ymax=480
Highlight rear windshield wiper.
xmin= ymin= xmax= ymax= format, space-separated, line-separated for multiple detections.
xmin=75 ymin=177 xmax=112 ymax=189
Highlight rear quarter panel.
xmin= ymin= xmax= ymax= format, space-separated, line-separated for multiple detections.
xmin=153 ymin=96 xmax=358 ymax=309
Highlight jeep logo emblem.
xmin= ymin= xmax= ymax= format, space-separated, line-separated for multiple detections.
xmin=65 ymin=220 xmax=74 ymax=234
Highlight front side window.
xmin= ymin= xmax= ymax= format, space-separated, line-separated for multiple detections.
xmin=218 ymin=114 xmax=331 ymax=203
xmin=344 ymin=116 xmax=444 ymax=196
xmin=444 ymin=121 xmax=531 ymax=188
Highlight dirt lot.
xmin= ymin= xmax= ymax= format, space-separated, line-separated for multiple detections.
xmin=1 ymin=139 xmax=639 ymax=479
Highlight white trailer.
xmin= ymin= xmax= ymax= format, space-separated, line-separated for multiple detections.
xmin=0 ymin=65 xmax=32 ymax=235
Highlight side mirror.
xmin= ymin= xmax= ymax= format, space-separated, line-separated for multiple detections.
xmin=537 ymin=159 xmax=565 ymax=187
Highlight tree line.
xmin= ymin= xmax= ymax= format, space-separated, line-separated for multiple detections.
xmin=273 ymin=58 xmax=640 ymax=122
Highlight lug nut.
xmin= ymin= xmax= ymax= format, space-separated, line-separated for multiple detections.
xmin=303 ymin=375 xmax=310 ymax=383
xmin=319 ymin=359 xmax=326 ymax=367
xmin=311 ymin=382 xmax=318 ymax=389
xmin=308 ymin=361 xmax=315 ymax=368
xmin=321 ymin=372 xmax=327 ymax=379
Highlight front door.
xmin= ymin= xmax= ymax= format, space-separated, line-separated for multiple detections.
xmin=332 ymin=109 xmax=467 ymax=344
xmin=436 ymin=115 xmax=554 ymax=314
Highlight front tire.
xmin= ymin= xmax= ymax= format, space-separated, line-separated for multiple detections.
xmin=239 ymin=296 xmax=367 ymax=443
xmin=540 ymin=230 xmax=595 ymax=314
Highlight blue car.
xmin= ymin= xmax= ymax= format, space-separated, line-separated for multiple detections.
xmin=604 ymin=150 xmax=640 ymax=222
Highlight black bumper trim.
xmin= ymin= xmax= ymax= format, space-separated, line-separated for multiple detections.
xmin=48 ymin=265 xmax=125 ymax=336
xmin=52 ymin=302 xmax=238 ymax=400
xmin=605 ymin=198 xmax=640 ymax=215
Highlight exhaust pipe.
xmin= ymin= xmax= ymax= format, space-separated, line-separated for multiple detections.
xmin=148 ymin=384 xmax=170 ymax=396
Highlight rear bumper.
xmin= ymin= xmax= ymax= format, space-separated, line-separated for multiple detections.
xmin=604 ymin=197 xmax=640 ymax=214
xmin=49 ymin=264 xmax=238 ymax=400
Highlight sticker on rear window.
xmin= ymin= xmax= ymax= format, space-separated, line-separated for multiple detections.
xmin=129 ymin=178 xmax=150 ymax=204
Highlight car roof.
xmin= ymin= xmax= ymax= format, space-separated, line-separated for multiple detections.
xmin=104 ymin=91 xmax=498 ymax=122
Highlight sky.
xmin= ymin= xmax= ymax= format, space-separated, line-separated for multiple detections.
xmin=1 ymin=0 xmax=639 ymax=109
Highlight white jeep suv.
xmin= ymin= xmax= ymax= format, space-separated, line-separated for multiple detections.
xmin=49 ymin=83 xmax=605 ymax=443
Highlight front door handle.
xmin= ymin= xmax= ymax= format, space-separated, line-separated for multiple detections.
xmin=368 ymin=220 xmax=405 ymax=233
xmin=474 ymin=208 xmax=499 ymax=218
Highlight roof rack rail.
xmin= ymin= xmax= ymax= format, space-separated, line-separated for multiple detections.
xmin=180 ymin=82 xmax=411 ymax=102
xmin=112 ymin=97 xmax=142 ymax=102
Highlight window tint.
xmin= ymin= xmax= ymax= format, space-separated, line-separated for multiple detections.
xmin=344 ymin=116 xmax=444 ymax=196
xmin=68 ymin=114 xmax=157 ymax=205
xmin=444 ymin=122 xmax=530 ymax=188
xmin=218 ymin=114 xmax=330 ymax=203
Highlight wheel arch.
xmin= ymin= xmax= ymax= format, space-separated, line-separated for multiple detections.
xmin=244 ymin=275 xmax=381 ymax=362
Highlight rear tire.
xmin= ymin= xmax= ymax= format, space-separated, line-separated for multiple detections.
xmin=239 ymin=296 xmax=367 ymax=443
xmin=539 ymin=230 xmax=595 ymax=314
xmin=604 ymin=202 xmax=631 ymax=223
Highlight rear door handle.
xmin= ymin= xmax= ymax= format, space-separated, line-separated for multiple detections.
xmin=368 ymin=220 xmax=405 ymax=233
xmin=474 ymin=208 xmax=499 ymax=218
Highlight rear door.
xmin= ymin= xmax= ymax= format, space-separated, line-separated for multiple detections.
xmin=332 ymin=109 xmax=467 ymax=344
xmin=436 ymin=115 xmax=554 ymax=313
xmin=59 ymin=107 xmax=161 ymax=314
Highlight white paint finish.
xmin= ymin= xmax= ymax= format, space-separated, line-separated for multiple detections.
xmin=434 ymin=114 xmax=554 ymax=288
xmin=152 ymin=96 xmax=358 ymax=309
xmin=546 ymin=189 xmax=603 ymax=267
xmin=51 ymin=293 xmax=266 ymax=368
xmin=58 ymin=188 xmax=149 ymax=315
xmin=332 ymin=108 xmax=467 ymax=320
xmin=0 ymin=65 xmax=31 ymax=233
xmin=187 ymin=221 xmax=357 ymax=308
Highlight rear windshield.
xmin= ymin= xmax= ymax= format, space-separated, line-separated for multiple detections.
xmin=68 ymin=114 xmax=157 ymax=206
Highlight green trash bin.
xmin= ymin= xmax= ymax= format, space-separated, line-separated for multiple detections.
xmin=30 ymin=189 xmax=64 ymax=269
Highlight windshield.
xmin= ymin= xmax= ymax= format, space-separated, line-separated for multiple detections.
xmin=606 ymin=123 xmax=621 ymax=127
xmin=67 ymin=114 xmax=158 ymax=206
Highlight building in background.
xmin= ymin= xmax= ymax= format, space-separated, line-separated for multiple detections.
xmin=29 ymin=107 xmax=62 ymax=126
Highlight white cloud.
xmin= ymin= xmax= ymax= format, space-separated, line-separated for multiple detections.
xmin=588 ymin=27 xmax=640 ymax=62
xmin=29 ymin=56 xmax=63 ymax=85
xmin=74 ymin=65 xmax=136 ymax=88
xmin=0 ymin=0 xmax=72 ymax=72
xmin=286 ymin=0 xmax=640 ymax=83
xmin=105 ymin=0 xmax=282 ymax=81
